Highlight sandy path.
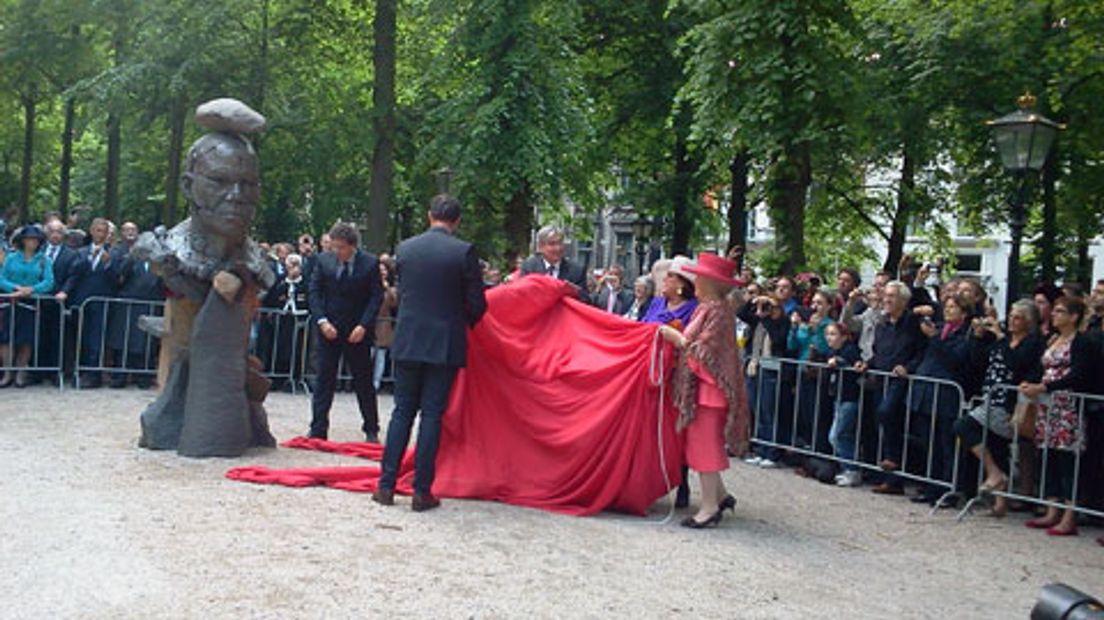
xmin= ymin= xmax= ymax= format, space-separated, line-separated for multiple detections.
xmin=1 ymin=385 xmax=1101 ymax=619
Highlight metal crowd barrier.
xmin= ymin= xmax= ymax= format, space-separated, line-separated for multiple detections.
xmin=73 ymin=296 xmax=165 ymax=388
xmin=249 ymin=307 xmax=309 ymax=394
xmin=748 ymin=356 xmax=968 ymax=513
xmin=959 ymin=383 xmax=1104 ymax=521
xmin=0 ymin=294 xmax=65 ymax=385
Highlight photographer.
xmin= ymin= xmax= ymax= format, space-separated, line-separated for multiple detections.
xmin=739 ymin=290 xmax=791 ymax=468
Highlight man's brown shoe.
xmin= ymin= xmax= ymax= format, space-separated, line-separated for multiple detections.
xmin=871 ymin=482 xmax=904 ymax=495
xmin=411 ymin=493 xmax=441 ymax=512
xmin=372 ymin=488 xmax=394 ymax=506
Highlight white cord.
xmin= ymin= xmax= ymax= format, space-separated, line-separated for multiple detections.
xmin=634 ymin=327 xmax=677 ymax=525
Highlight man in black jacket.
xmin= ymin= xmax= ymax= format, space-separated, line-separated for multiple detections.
xmin=519 ymin=225 xmax=588 ymax=300
xmin=71 ymin=218 xmax=119 ymax=388
xmin=373 ymin=194 xmax=487 ymax=512
xmin=307 ymin=222 xmax=384 ymax=441
xmin=40 ymin=219 xmax=80 ymax=384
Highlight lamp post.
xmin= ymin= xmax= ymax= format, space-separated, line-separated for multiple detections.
xmin=434 ymin=167 xmax=454 ymax=194
xmin=631 ymin=216 xmax=653 ymax=278
xmin=987 ymin=92 xmax=1063 ymax=314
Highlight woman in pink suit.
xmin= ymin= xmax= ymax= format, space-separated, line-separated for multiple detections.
xmin=660 ymin=252 xmax=750 ymax=528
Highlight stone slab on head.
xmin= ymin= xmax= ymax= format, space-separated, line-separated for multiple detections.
xmin=195 ymin=98 xmax=266 ymax=134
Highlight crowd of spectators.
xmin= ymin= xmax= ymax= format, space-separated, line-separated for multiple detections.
xmin=1 ymin=212 xmax=1101 ymax=543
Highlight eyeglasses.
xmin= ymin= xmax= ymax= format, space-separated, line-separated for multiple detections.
xmin=1052 ymin=307 xmax=1070 ymax=315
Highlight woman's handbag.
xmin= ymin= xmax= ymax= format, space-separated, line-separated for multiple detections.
xmin=1011 ymin=396 xmax=1038 ymax=440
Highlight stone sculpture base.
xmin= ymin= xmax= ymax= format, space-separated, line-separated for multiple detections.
xmin=139 ymin=288 xmax=275 ymax=457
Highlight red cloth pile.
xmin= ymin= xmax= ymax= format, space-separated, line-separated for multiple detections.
xmin=227 ymin=276 xmax=683 ymax=516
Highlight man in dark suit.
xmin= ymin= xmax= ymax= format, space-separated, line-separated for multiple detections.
xmin=40 ymin=219 xmax=80 ymax=384
xmin=519 ymin=225 xmax=588 ymax=299
xmin=307 ymin=221 xmax=384 ymax=441
xmin=70 ymin=217 xmax=118 ymax=388
xmin=593 ymin=264 xmax=634 ymax=314
xmin=373 ymin=194 xmax=487 ymax=512
xmin=107 ymin=235 xmax=164 ymax=389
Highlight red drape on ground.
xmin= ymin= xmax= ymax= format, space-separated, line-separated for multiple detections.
xmin=227 ymin=276 xmax=683 ymax=516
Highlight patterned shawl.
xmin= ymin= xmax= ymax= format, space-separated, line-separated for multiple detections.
xmin=672 ymin=299 xmax=751 ymax=453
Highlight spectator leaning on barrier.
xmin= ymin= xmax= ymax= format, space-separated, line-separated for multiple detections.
xmin=70 ymin=218 xmax=118 ymax=388
xmin=956 ymin=299 xmax=1044 ymax=517
xmin=907 ymin=293 xmax=974 ymax=507
xmin=825 ymin=321 xmax=863 ymax=487
xmin=739 ymin=289 xmax=791 ymax=469
xmin=840 ymin=279 xmax=885 ymax=362
xmin=0 ymin=225 xmax=54 ymax=388
xmin=107 ymin=232 xmax=164 ymax=389
xmin=40 ymin=220 xmax=79 ymax=384
xmin=858 ymin=280 xmax=928 ymax=495
xmin=1020 ymin=296 xmax=1093 ymax=537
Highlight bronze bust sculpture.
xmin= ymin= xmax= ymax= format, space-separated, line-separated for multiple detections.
xmin=137 ymin=98 xmax=276 ymax=457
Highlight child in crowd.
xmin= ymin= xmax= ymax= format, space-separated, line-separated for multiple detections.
xmin=825 ymin=322 xmax=863 ymax=487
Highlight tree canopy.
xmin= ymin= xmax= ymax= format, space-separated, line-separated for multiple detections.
xmin=1 ymin=0 xmax=1101 ymax=281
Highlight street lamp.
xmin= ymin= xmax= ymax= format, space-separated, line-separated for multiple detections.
xmin=434 ymin=167 xmax=455 ymax=194
xmin=987 ymin=92 xmax=1063 ymax=313
xmin=631 ymin=216 xmax=654 ymax=277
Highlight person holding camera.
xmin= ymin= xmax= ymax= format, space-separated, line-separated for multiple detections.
xmin=956 ymin=299 xmax=1044 ymax=516
xmin=738 ymin=290 xmax=791 ymax=468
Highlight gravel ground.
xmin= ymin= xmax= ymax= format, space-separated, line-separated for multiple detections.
xmin=1 ymin=384 xmax=1101 ymax=619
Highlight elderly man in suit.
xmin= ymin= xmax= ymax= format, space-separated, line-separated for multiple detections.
xmin=307 ymin=221 xmax=384 ymax=442
xmin=39 ymin=219 xmax=80 ymax=384
xmin=71 ymin=217 xmax=119 ymax=388
xmin=373 ymin=194 xmax=487 ymax=512
xmin=520 ymin=225 xmax=588 ymax=299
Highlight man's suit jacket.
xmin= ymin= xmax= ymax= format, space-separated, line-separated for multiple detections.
xmin=519 ymin=254 xmax=588 ymax=299
xmin=594 ymin=286 xmax=634 ymax=315
xmin=391 ymin=226 xmax=487 ymax=368
xmin=46 ymin=244 xmax=80 ymax=298
xmin=308 ymin=249 xmax=384 ymax=339
xmin=70 ymin=244 xmax=119 ymax=305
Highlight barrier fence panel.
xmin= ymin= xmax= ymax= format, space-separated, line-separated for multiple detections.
xmin=958 ymin=383 xmax=1104 ymax=522
xmin=748 ymin=356 xmax=968 ymax=513
xmin=74 ymin=296 xmax=165 ymax=388
xmin=0 ymin=294 xmax=65 ymax=385
xmin=250 ymin=307 xmax=308 ymax=393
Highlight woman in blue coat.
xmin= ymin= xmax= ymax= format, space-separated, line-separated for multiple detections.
xmin=908 ymin=293 xmax=973 ymax=505
xmin=0 ymin=225 xmax=54 ymax=387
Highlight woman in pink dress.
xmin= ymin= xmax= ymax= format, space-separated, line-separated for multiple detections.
xmin=660 ymin=253 xmax=750 ymax=528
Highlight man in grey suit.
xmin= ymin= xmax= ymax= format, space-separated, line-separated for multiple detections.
xmin=373 ymin=194 xmax=487 ymax=512
xmin=519 ymin=225 xmax=588 ymax=299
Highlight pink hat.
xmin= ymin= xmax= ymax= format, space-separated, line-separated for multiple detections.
xmin=683 ymin=252 xmax=744 ymax=288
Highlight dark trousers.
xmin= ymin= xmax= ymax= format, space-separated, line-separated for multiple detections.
xmin=378 ymin=361 xmax=458 ymax=495
xmin=309 ymin=335 xmax=378 ymax=438
xmin=875 ymin=377 xmax=909 ymax=464
xmin=753 ymin=367 xmax=794 ymax=461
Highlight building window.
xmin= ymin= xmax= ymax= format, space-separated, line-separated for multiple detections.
xmin=956 ymin=254 xmax=983 ymax=272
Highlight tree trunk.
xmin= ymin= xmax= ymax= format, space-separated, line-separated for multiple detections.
xmin=1039 ymin=149 xmax=1058 ymax=283
xmin=19 ymin=92 xmax=36 ymax=224
xmin=767 ymin=144 xmax=811 ymax=274
xmin=105 ymin=111 xmax=121 ymax=221
xmin=58 ymin=97 xmax=76 ymax=218
xmin=504 ymin=184 xmax=532 ymax=261
xmin=727 ymin=150 xmax=751 ymax=261
xmin=670 ymin=108 xmax=695 ymax=257
xmin=163 ymin=95 xmax=187 ymax=226
xmin=366 ymin=0 xmax=397 ymax=253
xmin=883 ymin=144 xmax=915 ymax=275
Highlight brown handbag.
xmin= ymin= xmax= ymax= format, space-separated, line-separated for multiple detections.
xmin=1011 ymin=398 xmax=1038 ymax=439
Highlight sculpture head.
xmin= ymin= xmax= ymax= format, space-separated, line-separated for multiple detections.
xmin=182 ymin=133 xmax=259 ymax=245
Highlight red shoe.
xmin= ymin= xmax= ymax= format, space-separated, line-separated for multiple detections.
xmin=1025 ymin=518 xmax=1056 ymax=529
xmin=1045 ymin=526 xmax=1079 ymax=537
xmin=1096 ymin=536 xmax=1103 ymax=547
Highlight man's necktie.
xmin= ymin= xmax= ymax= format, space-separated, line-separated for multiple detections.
xmin=547 ymin=264 xmax=556 ymax=278
xmin=339 ymin=262 xmax=349 ymax=283
xmin=606 ymin=288 xmax=617 ymax=312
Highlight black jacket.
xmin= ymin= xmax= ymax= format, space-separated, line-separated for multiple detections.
xmin=593 ymin=286 xmax=634 ymax=315
xmin=869 ymin=311 xmax=927 ymax=374
xmin=308 ymin=249 xmax=384 ymax=339
xmin=391 ymin=226 xmax=487 ymax=367
xmin=70 ymin=244 xmax=119 ymax=305
xmin=45 ymin=243 xmax=80 ymax=298
xmin=520 ymin=254 xmax=588 ymax=300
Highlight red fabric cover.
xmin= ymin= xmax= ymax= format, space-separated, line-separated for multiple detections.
xmin=227 ymin=276 xmax=683 ymax=516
